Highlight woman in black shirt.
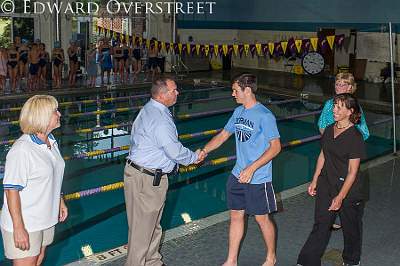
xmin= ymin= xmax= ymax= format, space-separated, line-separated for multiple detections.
xmin=297 ymin=93 xmax=366 ymax=266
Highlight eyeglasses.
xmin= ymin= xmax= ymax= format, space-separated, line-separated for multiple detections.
xmin=335 ymin=82 xmax=350 ymax=88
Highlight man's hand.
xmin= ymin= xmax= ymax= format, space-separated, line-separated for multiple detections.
xmin=238 ymin=167 xmax=255 ymax=183
xmin=328 ymin=195 xmax=344 ymax=211
xmin=195 ymin=149 xmax=207 ymax=164
xmin=13 ymin=226 xmax=30 ymax=251
xmin=308 ymin=181 xmax=317 ymax=196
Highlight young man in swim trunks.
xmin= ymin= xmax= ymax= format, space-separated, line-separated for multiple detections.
xmin=201 ymin=73 xmax=281 ymax=266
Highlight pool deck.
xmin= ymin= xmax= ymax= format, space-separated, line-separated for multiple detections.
xmin=67 ymin=153 xmax=400 ymax=266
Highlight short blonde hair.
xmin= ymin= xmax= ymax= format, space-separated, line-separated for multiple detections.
xmin=19 ymin=95 xmax=58 ymax=134
xmin=336 ymin=72 xmax=357 ymax=93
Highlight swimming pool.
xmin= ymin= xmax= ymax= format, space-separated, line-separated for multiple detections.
xmin=0 ymin=83 xmax=394 ymax=265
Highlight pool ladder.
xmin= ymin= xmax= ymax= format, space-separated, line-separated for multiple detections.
xmin=172 ymin=55 xmax=189 ymax=80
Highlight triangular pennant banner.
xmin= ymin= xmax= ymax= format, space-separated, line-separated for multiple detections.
xmin=190 ymin=44 xmax=196 ymax=55
xmin=268 ymin=43 xmax=274 ymax=56
xmin=238 ymin=45 xmax=244 ymax=58
xmin=196 ymin=44 xmax=201 ymax=56
xmin=302 ymin=39 xmax=311 ymax=53
xmin=262 ymin=44 xmax=268 ymax=56
xmin=244 ymin=44 xmax=250 ymax=57
xmin=310 ymin=38 xmax=318 ymax=51
xmin=274 ymin=42 xmax=283 ymax=57
xmin=295 ymin=39 xmax=302 ymax=53
xmin=217 ymin=45 xmax=222 ymax=57
xmin=204 ymin=44 xmax=210 ymax=56
xmin=255 ymin=43 xmax=262 ymax=56
xmin=200 ymin=45 xmax=205 ymax=56
xmin=214 ymin=44 xmax=219 ymax=57
xmin=281 ymin=41 xmax=288 ymax=54
xmin=326 ymin=35 xmax=335 ymax=50
xmin=250 ymin=44 xmax=256 ymax=57
xmin=228 ymin=45 xmax=233 ymax=56
xmin=222 ymin=44 xmax=228 ymax=56
xmin=186 ymin=43 xmax=191 ymax=54
xmin=233 ymin=44 xmax=239 ymax=56
xmin=320 ymin=37 xmax=329 ymax=54
xmin=178 ymin=43 xmax=183 ymax=54
xmin=335 ymin=34 xmax=345 ymax=48
xmin=173 ymin=43 xmax=179 ymax=54
xmin=165 ymin=42 xmax=170 ymax=53
xmin=288 ymin=38 xmax=296 ymax=55
xmin=209 ymin=45 xmax=214 ymax=57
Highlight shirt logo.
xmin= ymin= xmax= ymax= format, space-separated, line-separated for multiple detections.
xmin=235 ymin=117 xmax=254 ymax=142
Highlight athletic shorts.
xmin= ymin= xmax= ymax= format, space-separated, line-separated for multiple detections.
xmin=226 ymin=174 xmax=277 ymax=215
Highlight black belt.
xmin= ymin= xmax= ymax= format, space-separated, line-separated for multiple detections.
xmin=126 ymin=159 xmax=178 ymax=176
xmin=126 ymin=159 xmax=164 ymax=176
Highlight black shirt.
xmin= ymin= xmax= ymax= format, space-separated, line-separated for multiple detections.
xmin=320 ymin=125 xmax=366 ymax=201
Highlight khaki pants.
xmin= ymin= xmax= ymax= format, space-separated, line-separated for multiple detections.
xmin=124 ymin=163 xmax=168 ymax=266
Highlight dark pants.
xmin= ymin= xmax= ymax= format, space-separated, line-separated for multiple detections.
xmin=297 ymin=180 xmax=364 ymax=266
xmin=157 ymin=57 xmax=165 ymax=73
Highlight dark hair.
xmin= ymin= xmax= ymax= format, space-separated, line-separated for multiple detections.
xmin=151 ymin=77 xmax=174 ymax=97
xmin=333 ymin=93 xmax=362 ymax=124
xmin=232 ymin=73 xmax=257 ymax=93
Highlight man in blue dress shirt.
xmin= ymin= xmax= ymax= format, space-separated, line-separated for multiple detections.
xmin=201 ymin=73 xmax=281 ymax=266
xmin=124 ymin=77 xmax=204 ymax=266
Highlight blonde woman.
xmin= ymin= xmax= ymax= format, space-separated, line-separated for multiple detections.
xmin=318 ymin=73 xmax=369 ymax=140
xmin=1 ymin=95 xmax=68 ymax=266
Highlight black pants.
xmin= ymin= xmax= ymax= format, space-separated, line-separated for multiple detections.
xmin=297 ymin=181 xmax=364 ymax=266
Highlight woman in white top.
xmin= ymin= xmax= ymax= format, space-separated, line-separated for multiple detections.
xmin=1 ymin=95 xmax=68 ymax=266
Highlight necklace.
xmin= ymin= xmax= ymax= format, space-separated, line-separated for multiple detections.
xmin=335 ymin=122 xmax=350 ymax=129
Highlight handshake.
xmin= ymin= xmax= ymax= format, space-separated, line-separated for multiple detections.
xmin=195 ymin=148 xmax=208 ymax=164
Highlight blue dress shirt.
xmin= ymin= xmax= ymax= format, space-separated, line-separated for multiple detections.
xmin=127 ymin=99 xmax=198 ymax=172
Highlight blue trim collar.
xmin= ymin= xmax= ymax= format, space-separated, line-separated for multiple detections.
xmin=29 ymin=134 xmax=56 ymax=145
